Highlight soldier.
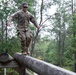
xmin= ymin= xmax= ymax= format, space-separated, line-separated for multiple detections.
xmin=8 ymin=2 xmax=40 ymax=55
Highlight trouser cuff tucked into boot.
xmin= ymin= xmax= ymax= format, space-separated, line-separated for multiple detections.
xmin=22 ymin=47 xmax=30 ymax=55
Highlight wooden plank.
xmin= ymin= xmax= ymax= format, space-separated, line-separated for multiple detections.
xmin=14 ymin=52 xmax=76 ymax=75
xmin=0 ymin=60 xmax=19 ymax=68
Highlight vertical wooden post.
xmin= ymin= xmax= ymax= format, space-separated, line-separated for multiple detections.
xmin=15 ymin=67 xmax=32 ymax=75
xmin=16 ymin=67 xmax=26 ymax=75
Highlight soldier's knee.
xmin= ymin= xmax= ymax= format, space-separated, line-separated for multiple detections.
xmin=26 ymin=37 xmax=31 ymax=42
xmin=21 ymin=40 xmax=26 ymax=45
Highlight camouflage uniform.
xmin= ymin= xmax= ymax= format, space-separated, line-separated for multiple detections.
xmin=9 ymin=10 xmax=38 ymax=54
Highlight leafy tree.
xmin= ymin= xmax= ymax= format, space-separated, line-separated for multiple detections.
xmin=45 ymin=40 xmax=58 ymax=65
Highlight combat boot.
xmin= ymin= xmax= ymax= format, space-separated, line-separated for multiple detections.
xmin=22 ymin=51 xmax=27 ymax=55
xmin=26 ymin=47 xmax=30 ymax=55
xmin=22 ymin=47 xmax=30 ymax=55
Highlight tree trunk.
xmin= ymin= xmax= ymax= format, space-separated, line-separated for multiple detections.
xmin=30 ymin=0 xmax=43 ymax=56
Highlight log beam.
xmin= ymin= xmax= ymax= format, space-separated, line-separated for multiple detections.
xmin=0 ymin=61 xmax=19 ymax=68
xmin=0 ymin=53 xmax=13 ymax=63
xmin=14 ymin=52 xmax=76 ymax=75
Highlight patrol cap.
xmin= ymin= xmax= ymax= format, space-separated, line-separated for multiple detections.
xmin=22 ymin=2 xmax=28 ymax=8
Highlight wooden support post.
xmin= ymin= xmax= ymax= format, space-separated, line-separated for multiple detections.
xmin=15 ymin=67 xmax=32 ymax=75
xmin=14 ymin=52 xmax=76 ymax=75
xmin=18 ymin=67 xmax=26 ymax=75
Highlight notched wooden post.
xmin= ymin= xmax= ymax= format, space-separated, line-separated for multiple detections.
xmin=16 ymin=67 xmax=26 ymax=75
xmin=0 ymin=53 xmax=32 ymax=75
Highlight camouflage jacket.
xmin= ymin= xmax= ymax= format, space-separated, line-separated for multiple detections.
xmin=9 ymin=10 xmax=38 ymax=30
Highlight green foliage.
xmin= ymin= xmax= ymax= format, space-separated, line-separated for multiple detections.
xmin=34 ymin=39 xmax=50 ymax=59
xmin=0 ymin=68 xmax=19 ymax=75
xmin=0 ymin=37 xmax=21 ymax=56
xmin=44 ymin=40 xmax=59 ymax=65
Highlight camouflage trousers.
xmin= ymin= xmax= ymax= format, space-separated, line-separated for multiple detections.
xmin=17 ymin=29 xmax=32 ymax=53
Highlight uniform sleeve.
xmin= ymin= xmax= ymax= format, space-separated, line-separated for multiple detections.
xmin=8 ymin=12 xmax=19 ymax=22
xmin=30 ymin=14 xmax=38 ymax=27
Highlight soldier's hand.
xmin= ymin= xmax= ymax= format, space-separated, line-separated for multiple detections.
xmin=7 ymin=21 xmax=11 ymax=26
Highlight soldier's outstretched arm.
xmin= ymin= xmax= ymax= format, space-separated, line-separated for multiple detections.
xmin=7 ymin=12 xmax=19 ymax=26
xmin=7 ymin=15 xmax=13 ymax=26
xmin=30 ymin=14 xmax=40 ymax=29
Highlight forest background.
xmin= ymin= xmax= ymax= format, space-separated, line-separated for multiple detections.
xmin=0 ymin=0 xmax=76 ymax=75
